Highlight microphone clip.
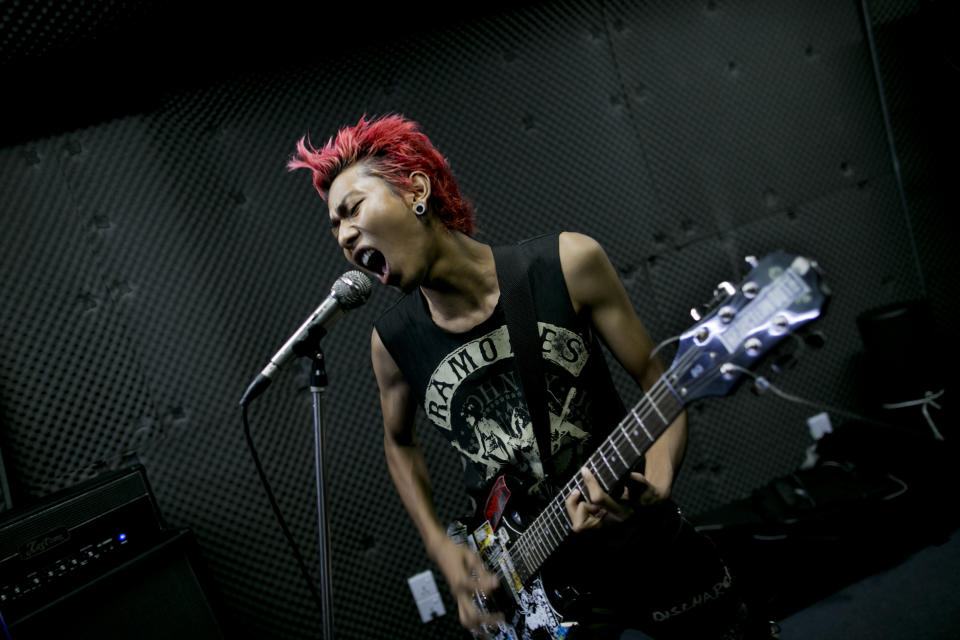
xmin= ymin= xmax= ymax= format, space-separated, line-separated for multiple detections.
xmin=292 ymin=324 xmax=329 ymax=360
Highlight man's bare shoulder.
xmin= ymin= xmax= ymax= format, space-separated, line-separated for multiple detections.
xmin=558 ymin=231 xmax=604 ymax=266
xmin=557 ymin=232 xmax=619 ymax=313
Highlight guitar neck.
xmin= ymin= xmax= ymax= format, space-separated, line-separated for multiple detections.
xmin=510 ymin=375 xmax=684 ymax=583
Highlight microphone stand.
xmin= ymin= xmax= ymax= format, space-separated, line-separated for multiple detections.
xmin=240 ymin=271 xmax=372 ymax=640
xmin=291 ymin=323 xmax=335 ymax=640
xmin=307 ymin=346 xmax=335 ymax=640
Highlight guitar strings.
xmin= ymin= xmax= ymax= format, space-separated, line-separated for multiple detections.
xmin=517 ymin=348 xmax=698 ymax=541
xmin=512 ymin=381 xmax=679 ymax=572
xmin=509 ymin=305 xmax=871 ymax=574
xmin=512 ymin=346 xmax=703 ymax=572
xmin=514 ymin=329 xmax=854 ymax=571
xmin=515 ymin=339 xmax=815 ymax=572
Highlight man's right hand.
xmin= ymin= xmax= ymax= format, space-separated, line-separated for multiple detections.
xmin=430 ymin=535 xmax=504 ymax=636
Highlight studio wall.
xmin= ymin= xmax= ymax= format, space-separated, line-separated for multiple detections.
xmin=1 ymin=1 xmax=953 ymax=638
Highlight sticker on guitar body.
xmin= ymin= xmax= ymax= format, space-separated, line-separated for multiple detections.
xmin=469 ymin=520 xmax=567 ymax=639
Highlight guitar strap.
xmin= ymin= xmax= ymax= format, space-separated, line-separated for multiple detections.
xmin=492 ymin=242 xmax=555 ymax=483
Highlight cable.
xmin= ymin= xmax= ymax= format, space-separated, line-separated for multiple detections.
xmin=240 ymin=404 xmax=325 ymax=619
xmin=725 ymin=363 xmax=879 ymax=424
xmin=649 ymin=334 xmax=681 ymax=362
xmin=883 ymin=390 xmax=945 ymax=440
xmin=720 ymin=363 xmax=946 ymax=442
xmin=648 ymin=329 xmax=902 ymax=434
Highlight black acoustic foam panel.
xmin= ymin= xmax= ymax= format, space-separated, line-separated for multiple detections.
xmin=1 ymin=1 xmax=945 ymax=638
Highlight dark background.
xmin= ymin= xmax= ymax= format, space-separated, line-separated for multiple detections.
xmin=1 ymin=0 xmax=956 ymax=638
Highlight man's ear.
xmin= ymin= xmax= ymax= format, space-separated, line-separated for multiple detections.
xmin=408 ymin=171 xmax=432 ymax=205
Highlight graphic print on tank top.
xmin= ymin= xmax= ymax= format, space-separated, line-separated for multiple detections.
xmin=424 ymin=320 xmax=596 ymax=495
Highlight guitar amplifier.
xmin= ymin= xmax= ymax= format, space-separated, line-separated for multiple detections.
xmin=0 ymin=464 xmax=168 ymax=625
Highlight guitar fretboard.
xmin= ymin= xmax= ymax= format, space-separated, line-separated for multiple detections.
xmin=509 ymin=375 xmax=684 ymax=583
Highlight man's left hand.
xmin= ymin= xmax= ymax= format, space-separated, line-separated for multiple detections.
xmin=620 ymin=470 xmax=670 ymax=507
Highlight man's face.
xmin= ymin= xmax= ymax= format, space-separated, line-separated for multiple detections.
xmin=327 ymin=163 xmax=430 ymax=292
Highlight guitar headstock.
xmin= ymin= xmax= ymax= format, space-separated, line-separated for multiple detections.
xmin=668 ymin=251 xmax=828 ymax=402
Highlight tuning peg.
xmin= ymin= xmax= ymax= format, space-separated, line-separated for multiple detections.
xmin=744 ymin=255 xmax=759 ymax=268
xmin=691 ymin=281 xmax=736 ymax=322
xmin=715 ymin=281 xmax=736 ymax=297
xmin=804 ymin=259 xmax=832 ymax=295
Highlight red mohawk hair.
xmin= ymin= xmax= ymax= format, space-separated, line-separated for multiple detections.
xmin=288 ymin=114 xmax=476 ymax=235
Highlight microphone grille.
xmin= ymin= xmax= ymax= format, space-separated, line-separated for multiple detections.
xmin=332 ymin=270 xmax=373 ymax=309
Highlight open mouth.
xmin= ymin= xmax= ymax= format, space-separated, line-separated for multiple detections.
xmin=357 ymin=247 xmax=388 ymax=282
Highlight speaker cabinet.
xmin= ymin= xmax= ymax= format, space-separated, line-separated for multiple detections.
xmin=1 ymin=465 xmax=225 ymax=639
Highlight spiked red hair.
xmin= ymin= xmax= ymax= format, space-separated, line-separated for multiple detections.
xmin=288 ymin=114 xmax=476 ymax=235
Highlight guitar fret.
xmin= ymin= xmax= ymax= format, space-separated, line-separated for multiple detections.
xmin=650 ymin=400 xmax=668 ymax=425
xmin=520 ymin=498 xmax=571 ymax=577
xmin=519 ymin=541 xmax=533 ymax=578
xmin=631 ymin=408 xmax=655 ymax=442
xmin=509 ymin=374 xmax=689 ymax=583
xmin=558 ymin=498 xmax=573 ymax=529
xmin=529 ymin=526 xmax=543 ymax=555
xmin=536 ymin=539 xmax=547 ymax=565
xmin=619 ymin=423 xmax=642 ymax=456
xmin=587 ymin=459 xmax=609 ymax=492
xmin=553 ymin=503 xmax=570 ymax=534
xmin=538 ymin=528 xmax=553 ymax=555
xmin=537 ymin=530 xmax=550 ymax=559
xmin=598 ymin=449 xmax=616 ymax=477
xmin=661 ymin=376 xmax=683 ymax=407
xmin=609 ymin=439 xmax=629 ymax=468
xmin=523 ymin=534 xmax=540 ymax=571
xmin=573 ymin=475 xmax=590 ymax=504
xmin=546 ymin=509 xmax=563 ymax=543
xmin=558 ymin=504 xmax=571 ymax=532
xmin=518 ymin=551 xmax=532 ymax=583
xmin=533 ymin=530 xmax=546 ymax=562
xmin=532 ymin=537 xmax=545 ymax=564
xmin=541 ymin=518 xmax=558 ymax=550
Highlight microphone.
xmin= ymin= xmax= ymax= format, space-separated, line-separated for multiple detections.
xmin=240 ymin=270 xmax=373 ymax=406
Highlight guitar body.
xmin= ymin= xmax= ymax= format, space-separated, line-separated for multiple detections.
xmin=453 ymin=473 xmax=590 ymax=639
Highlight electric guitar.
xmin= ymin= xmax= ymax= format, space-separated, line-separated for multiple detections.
xmin=448 ymin=250 xmax=828 ymax=639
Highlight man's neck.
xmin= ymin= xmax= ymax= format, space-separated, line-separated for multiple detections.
xmin=419 ymin=233 xmax=500 ymax=333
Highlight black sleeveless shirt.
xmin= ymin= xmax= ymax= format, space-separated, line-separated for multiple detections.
xmin=375 ymin=233 xmax=627 ymax=498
